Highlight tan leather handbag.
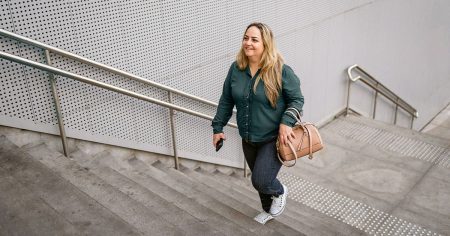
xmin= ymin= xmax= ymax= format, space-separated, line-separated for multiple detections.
xmin=276 ymin=108 xmax=324 ymax=167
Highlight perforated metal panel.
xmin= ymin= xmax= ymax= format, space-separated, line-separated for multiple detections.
xmin=2 ymin=0 xmax=448 ymax=168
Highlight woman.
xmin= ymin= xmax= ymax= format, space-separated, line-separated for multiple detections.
xmin=212 ymin=22 xmax=304 ymax=224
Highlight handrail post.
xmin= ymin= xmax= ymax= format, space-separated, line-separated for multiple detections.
xmin=372 ymin=83 xmax=378 ymax=119
xmin=345 ymin=79 xmax=352 ymax=116
xmin=410 ymin=116 xmax=414 ymax=129
xmin=168 ymin=91 xmax=180 ymax=170
xmin=44 ymin=50 xmax=69 ymax=157
xmin=394 ymin=98 xmax=399 ymax=125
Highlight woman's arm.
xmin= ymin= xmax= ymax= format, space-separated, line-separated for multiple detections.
xmin=280 ymin=65 xmax=304 ymax=127
xmin=211 ymin=64 xmax=235 ymax=146
xmin=279 ymin=65 xmax=304 ymax=146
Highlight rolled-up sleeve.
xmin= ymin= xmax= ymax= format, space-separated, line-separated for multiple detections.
xmin=280 ymin=65 xmax=304 ymax=127
xmin=212 ymin=64 xmax=235 ymax=134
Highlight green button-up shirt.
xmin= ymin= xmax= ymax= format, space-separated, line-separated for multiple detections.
xmin=212 ymin=62 xmax=304 ymax=142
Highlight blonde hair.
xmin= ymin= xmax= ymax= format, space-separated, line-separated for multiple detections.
xmin=236 ymin=22 xmax=284 ymax=108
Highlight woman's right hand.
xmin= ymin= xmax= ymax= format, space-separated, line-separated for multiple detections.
xmin=213 ymin=133 xmax=226 ymax=148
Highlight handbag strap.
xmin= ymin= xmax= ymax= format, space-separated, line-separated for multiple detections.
xmin=278 ymin=108 xmax=314 ymax=165
xmin=277 ymin=141 xmax=297 ymax=167
xmin=288 ymin=106 xmax=314 ymax=160
xmin=303 ymin=124 xmax=314 ymax=159
xmin=293 ymin=123 xmax=314 ymax=160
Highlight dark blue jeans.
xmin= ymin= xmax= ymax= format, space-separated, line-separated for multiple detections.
xmin=242 ymin=138 xmax=284 ymax=213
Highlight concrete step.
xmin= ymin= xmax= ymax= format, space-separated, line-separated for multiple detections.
xmin=21 ymin=143 xmax=184 ymax=236
xmin=124 ymin=155 xmax=272 ymax=236
xmin=149 ymin=161 xmax=303 ymax=236
xmin=0 ymin=136 xmax=140 ymax=236
xmin=174 ymin=165 xmax=319 ymax=236
xmin=209 ymin=169 xmax=363 ymax=235
xmin=0 ymin=164 xmax=77 ymax=236
xmin=86 ymin=150 xmax=256 ymax=236
xmin=188 ymin=169 xmax=320 ymax=234
xmin=0 ymin=125 xmax=245 ymax=181
xmin=68 ymin=149 xmax=224 ymax=236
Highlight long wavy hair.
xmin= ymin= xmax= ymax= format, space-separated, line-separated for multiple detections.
xmin=236 ymin=22 xmax=284 ymax=108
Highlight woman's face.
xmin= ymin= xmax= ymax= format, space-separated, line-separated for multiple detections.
xmin=243 ymin=26 xmax=264 ymax=61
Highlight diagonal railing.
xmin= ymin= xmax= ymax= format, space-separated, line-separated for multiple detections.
xmin=346 ymin=64 xmax=418 ymax=129
xmin=0 ymin=29 xmax=246 ymax=176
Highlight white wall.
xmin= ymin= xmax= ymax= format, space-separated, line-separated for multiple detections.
xmin=276 ymin=0 xmax=450 ymax=129
xmin=1 ymin=0 xmax=449 ymax=168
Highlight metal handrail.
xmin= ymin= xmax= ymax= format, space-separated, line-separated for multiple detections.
xmin=346 ymin=64 xmax=418 ymax=129
xmin=0 ymin=28 xmax=246 ymax=176
xmin=0 ymin=51 xmax=248 ymax=176
xmin=0 ymin=51 xmax=238 ymax=124
xmin=0 ymin=29 xmax=237 ymax=113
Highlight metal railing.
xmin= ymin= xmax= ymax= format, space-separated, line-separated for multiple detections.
xmin=346 ymin=64 xmax=418 ymax=129
xmin=0 ymin=29 xmax=247 ymax=177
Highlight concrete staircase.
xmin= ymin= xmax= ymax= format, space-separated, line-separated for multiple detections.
xmin=0 ymin=127 xmax=303 ymax=236
xmin=0 ymin=113 xmax=449 ymax=235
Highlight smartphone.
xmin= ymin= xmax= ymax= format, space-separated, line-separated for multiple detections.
xmin=216 ymin=138 xmax=224 ymax=152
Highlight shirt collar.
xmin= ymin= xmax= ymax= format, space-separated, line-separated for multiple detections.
xmin=245 ymin=65 xmax=261 ymax=78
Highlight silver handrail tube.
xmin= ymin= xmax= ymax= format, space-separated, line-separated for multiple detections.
xmin=0 ymin=29 xmax=236 ymax=113
xmin=0 ymin=51 xmax=237 ymax=128
xmin=346 ymin=64 xmax=418 ymax=128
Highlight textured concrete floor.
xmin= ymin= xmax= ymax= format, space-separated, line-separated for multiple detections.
xmin=293 ymin=114 xmax=450 ymax=235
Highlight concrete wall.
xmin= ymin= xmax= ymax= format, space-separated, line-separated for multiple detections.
xmin=1 ymin=0 xmax=449 ymax=168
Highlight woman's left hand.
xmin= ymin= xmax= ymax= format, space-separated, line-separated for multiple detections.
xmin=279 ymin=123 xmax=296 ymax=146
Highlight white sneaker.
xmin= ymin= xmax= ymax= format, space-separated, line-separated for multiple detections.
xmin=269 ymin=184 xmax=288 ymax=216
xmin=253 ymin=211 xmax=274 ymax=224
